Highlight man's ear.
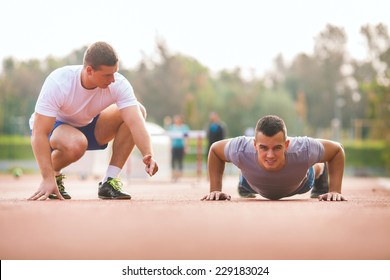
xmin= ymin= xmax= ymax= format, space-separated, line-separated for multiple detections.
xmin=285 ymin=139 xmax=290 ymax=150
xmin=86 ymin=65 xmax=93 ymax=75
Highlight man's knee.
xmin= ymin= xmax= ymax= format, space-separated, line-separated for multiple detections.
xmin=68 ymin=141 xmax=87 ymax=159
xmin=51 ymin=136 xmax=87 ymax=160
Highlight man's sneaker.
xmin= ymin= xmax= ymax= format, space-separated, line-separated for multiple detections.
xmin=238 ymin=184 xmax=257 ymax=198
xmin=98 ymin=177 xmax=131 ymax=200
xmin=310 ymin=164 xmax=329 ymax=198
xmin=49 ymin=174 xmax=71 ymax=199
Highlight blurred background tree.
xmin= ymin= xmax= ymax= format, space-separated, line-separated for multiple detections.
xmin=0 ymin=23 xmax=389 ymax=144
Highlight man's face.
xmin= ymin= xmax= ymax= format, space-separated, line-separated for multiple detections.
xmin=87 ymin=64 xmax=118 ymax=89
xmin=253 ymin=131 xmax=289 ymax=171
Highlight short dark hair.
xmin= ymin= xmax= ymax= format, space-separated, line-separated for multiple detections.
xmin=255 ymin=115 xmax=287 ymax=140
xmin=83 ymin=41 xmax=118 ymax=70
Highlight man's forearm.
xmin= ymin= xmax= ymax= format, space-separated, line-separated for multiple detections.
xmin=208 ymin=149 xmax=225 ymax=192
xmin=327 ymin=146 xmax=345 ymax=193
xmin=132 ymin=125 xmax=154 ymax=157
xmin=31 ymin=135 xmax=55 ymax=178
xmin=122 ymin=106 xmax=154 ymax=158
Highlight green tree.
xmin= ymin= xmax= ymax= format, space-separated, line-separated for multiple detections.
xmin=359 ymin=23 xmax=390 ymax=139
xmin=359 ymin=23 xmax=390 ymax=171
xmin=0 ymin=58 xmax=45 ymax=134
xmin=125 ymin=39 xmax=214 ymax=129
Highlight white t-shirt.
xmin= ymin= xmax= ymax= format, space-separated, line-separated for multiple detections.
xmin=225 ymin=136 xmax=324 ymax=200
xmin=29 ymin=65 xmax=138 ymax=128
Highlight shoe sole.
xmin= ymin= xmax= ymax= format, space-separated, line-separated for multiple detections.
xmin=48 ymin=195 xmax=71 ymax=199
xmin=239 ymin=194 xmax=257 ymax=198
xmin=98 ymin=195 xmax=131 ymax=200
xmin=310 ymin=192 xmax=324 ymax=198
xmin=238 ymin=189 xmax=257 ymax=198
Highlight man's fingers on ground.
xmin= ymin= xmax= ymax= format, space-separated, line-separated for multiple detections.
xmin=201 ymin=192 xmax=231 ymax=201
xmin=319 ymin=193 xmax=347 ymax=202
xmin=201 ymin=194 xmax=211 ymax=201
xmin=28 ymin=191 xmax=42 ymax=200
xmin=38 ymin=194 xmax=48 ymax=201
xmin=318 ymin=194 xmax=328 ymax=201
xmin=53 ymin=189 xmax=64 ymax=200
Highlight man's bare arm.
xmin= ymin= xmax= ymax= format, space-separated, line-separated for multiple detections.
xmin=202 ymin=139 xmax=231 ymax=200
xmin=120 ymin=105 xmax=158 ymax=176
xmin=318 ymin=139 xmax=346 ymax=201
xmin=29 ymin=113 xmax=63 ymax=200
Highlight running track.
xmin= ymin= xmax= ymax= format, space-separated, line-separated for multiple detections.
xmin=1 ymin=174 xmax=389 ymax=260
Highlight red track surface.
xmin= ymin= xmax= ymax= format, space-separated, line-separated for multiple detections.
xmin=1 ymin=174 xmax=389 ymax=260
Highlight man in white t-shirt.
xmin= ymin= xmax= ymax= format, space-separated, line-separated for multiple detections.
xmin=28 ymin=41 xmax=158 ymax=200
xmin=202 ymin=115 xmax=346 ymax=202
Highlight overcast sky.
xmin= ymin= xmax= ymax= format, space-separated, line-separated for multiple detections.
xmin=1 ymin=0 xmax=389 ymax=77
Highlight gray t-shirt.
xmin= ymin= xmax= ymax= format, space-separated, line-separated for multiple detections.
xmin=225 ymin=136 xmax=324 ymax=199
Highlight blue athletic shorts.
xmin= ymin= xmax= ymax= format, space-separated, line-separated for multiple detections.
xmin=293 ymin=166 xmax=315 ymax=195
xmin=51 ymin=115 xmax=108 ymax=150
xmin=239 ymin=166 xmax=315 ymax=197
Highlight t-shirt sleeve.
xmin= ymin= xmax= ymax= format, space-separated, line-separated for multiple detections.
xmin=224 ymin=136 xmax=247 ymax=164
xmin=307 ymin=137 xmax=325 ymax=165
xmin=114 ymin=75 xmax=138 ymax=109
xmin=34 ymin=76 xmax=63 ymax=117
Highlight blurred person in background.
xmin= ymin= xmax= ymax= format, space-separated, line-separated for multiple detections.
xmin=168 ymin=115 xmax=190 ymax=181
xmin=205 ymin=112 xmax=227 ymax=159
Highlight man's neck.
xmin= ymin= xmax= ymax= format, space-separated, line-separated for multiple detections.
xmin=80 ymin=69 xmax=96 ymax=90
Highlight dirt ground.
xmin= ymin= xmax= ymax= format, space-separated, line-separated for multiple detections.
xmin=0 ymin=174 xmax=390 ymax=260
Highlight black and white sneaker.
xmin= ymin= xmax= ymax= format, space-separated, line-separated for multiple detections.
xmin=98 ymin=177 xmax=131 ymax=200
xmin=310 ymin=164 xmax=329 ymax=198
xmin=49 ymin=174 xmax=71 ymax=199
